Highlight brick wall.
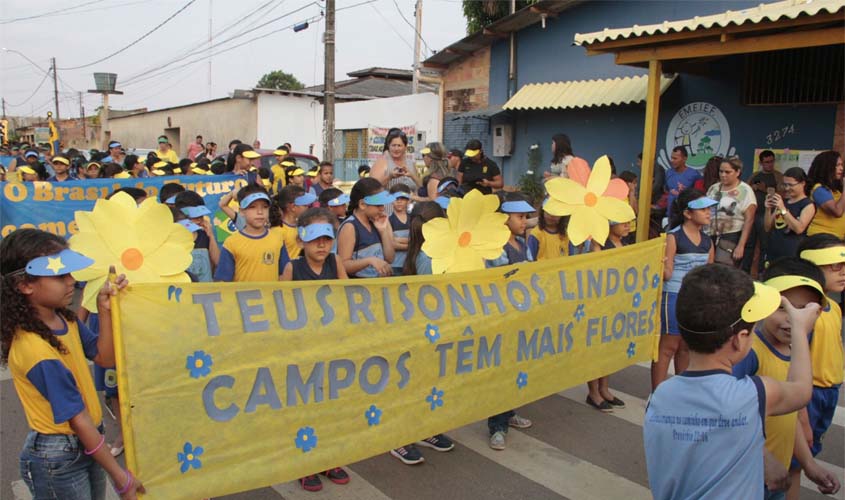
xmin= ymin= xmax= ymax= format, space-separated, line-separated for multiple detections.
xmin=834 ymin=102 xmax=844 ymax=157
xmin=442 ymin=47 xmax=490 ymax=114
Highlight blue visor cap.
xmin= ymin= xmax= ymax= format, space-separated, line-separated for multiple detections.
xmin=298 ymin=223 xmax=335 ymax=242
xmin=363 ymin=191 xmax=394 ymax=206
xmin=437 ymin=179 xmax=458 ymax=193
xmin=108 ymin=141 xmax=122 ymax=149
xmin=392 ymin=192 xmax=411 ymax=200
xmin=165 ymin=195 xmax=177 ymax=204
xmin=500 ymin=200 xmax=535 ymax=213
xmin=181 ymin=205 xmax=211 ymax=218
xmin=328 ymin=193 xmax=350 ymax=207
xmin=24 ymin=151 xmax=38 ymax=158
xmin=295 ymin=192 xmax=318 ymax=206
xmin=240 ymin=192 xmax=271 ymax=209
xmin=435 ymin=196 xmax=452 ymax=210
xmin=687 ymin=196 xmax=718 ymax=210
xmin=178 ymin=219 xmax=202 ymax=232
xmin=26 ymin=249 xmax=94 ymax=276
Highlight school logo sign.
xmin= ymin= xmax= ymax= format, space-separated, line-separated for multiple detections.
xmin=658 ymin=102 xmax=734 ymax=170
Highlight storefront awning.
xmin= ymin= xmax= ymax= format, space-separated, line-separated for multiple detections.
xmin=502 ymin=74 xmax=676 ymax=111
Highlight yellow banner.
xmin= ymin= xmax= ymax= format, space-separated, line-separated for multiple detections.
xmin=115 ymin=238 xmax=665 ymax=499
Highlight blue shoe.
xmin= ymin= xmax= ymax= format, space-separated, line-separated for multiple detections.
xmin=390 ymin=445 xmax=424 ymax=465
xmin=416 ymin=434 xmax=455 ymax=452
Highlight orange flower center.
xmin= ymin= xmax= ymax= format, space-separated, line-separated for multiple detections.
xmin=584 ymin=192 xmax=598 ymax=207
xmin=121 ymin=248 xmax=144 ymax=270
xmin=458 ymin=231 xmax=472 ymax=247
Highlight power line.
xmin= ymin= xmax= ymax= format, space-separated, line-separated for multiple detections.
xmin=4 ymin=72 xmax=50 ymax=107
xmin=369 ymin=3 xmax=414 ymax=50
xmin=0 ymin=0 xmax=106 ymax=25
xmin=337 ymin=0 xmax=379 ymax=11
xmin=390 ymin=0 xmax=433 ymax=55
xmin=57 ymin=0 xmax=199 ymax=70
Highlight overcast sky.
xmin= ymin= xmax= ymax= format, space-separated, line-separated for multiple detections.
xmin=0 ymin=0 xmax=466 ymax=118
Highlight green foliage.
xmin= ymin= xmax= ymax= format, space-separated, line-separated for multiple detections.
xmin=518 ymin=144 xmax=544 ymax=206
xmin=256 ymin=70 xmax=305 ymax=91
xmin=462 ymin=0 xmax=538 ymax=34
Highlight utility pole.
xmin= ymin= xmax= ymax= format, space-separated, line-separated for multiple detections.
xmin=79 ymin=92 xmax=86 ymax=139
xmin=2 ymin=97 xmax=6 ymax=118
xmin=51 ymin=57 xmax=60 ymax=120
xmin=411 ymin=0 xmax=422 ymax=94
xmin=323 ymin=0 xmax=335 ymax=162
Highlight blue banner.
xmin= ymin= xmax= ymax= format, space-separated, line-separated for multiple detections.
xmin=1 ymin=175 xmax=248 ymax=242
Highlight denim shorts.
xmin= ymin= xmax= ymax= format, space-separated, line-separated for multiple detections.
xmin=19 ymin=427 xmax=107 ymax=500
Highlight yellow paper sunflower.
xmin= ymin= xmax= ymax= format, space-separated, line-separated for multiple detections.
xmin=422 ymin=189 xmax=510 ymax=274
xmin=544 ymin=155 xmax=635 ymax=246
xmin=69 ymin=191 xmax=193 ymax=311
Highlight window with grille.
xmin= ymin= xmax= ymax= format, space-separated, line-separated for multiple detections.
xmin=743 ymin=45 xmax=844 ymax=105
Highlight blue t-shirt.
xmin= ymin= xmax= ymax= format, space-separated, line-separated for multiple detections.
xmin=644 ymin=370 xmax=766 ymax=500
xmin=665 ymin=167 xmax=702 ymax=218
xmin=664 ymin=226 xmax=711 ymax=294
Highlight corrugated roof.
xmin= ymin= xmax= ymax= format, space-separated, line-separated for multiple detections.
xmin=503 ymin=74 xmax=676 ymax=110
xmin=574 ymin=0 xmax=845 ymax=46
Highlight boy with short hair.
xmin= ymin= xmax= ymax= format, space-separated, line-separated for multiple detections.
xmin=644 ymin=264 xmax=819 ymax=500
xmin=213 ymin=185 xmax=287 ymax=282
xmin=732 ymin=258 xmax=840 ymax=498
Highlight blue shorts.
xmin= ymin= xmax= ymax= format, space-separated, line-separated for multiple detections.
xmin=807 ymin=385 xmax=840 ymax=456
xmin=94 ymin=365 xmax=118 ymax=397
xmin=661 ymin=291 xmax=679 ymax=335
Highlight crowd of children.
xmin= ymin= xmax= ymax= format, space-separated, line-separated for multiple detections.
xmin=1 ymin=136 xmax=842 ymax=499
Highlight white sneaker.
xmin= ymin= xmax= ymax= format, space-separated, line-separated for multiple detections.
xmin=489 ymin=431 xmax=506 ymax=450
xmin=508 ymin=414 xmax=532 ymax=429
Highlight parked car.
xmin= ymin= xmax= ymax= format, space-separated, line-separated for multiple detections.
xmin=255 ymin=149 xmax=320 ymax=174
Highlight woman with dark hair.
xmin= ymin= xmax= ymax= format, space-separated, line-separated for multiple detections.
xmin=369 ymin=129 xmax=421 ymax=202
xmin=544 ymin=133 xmax=589 ymax=180
xmin=763 ymin=167 xmax=814 ymax=266
xmin=807 ymin=150 xmax=845 ymax=236
xmin=701 ymin=155 xmax=723 ymax=193
xmin=705 ymin=156 xmax=757 ymax=270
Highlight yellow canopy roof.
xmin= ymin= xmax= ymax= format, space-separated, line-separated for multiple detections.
xmin=503 ymin=74 xmax=676 ymax=111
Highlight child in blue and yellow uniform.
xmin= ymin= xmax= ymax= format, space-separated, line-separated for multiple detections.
xmin=733 ymin=258 xmax=840 ymax=499
xmin=214 ymin=185 xmax=288 ymax=282
xmin=486 ymin=194 xmax=535 ymax=451
xmin=644 ymin=264 xmax=819 ymax=500
xmin=1 ymin=229 xmax=143 ymax=499
xmin=278 ymin=185 xmax=317 ymax=262
xmin=280 ymin=207 xmax=352 ymax=491
xmin=653 ymin=189 xmax=715 ymax=390
xmin=797 ymin=235 xmax=845 ymax=466
xmin=388 ymin=184 xmax=411 ymax=275
xmin=527 ymin=205 xmax=569 ymax=260
xmin=337 ymin=178 xmax=396 ymax=278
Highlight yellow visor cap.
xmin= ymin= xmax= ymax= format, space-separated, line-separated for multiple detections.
xmin=464 ymin=149 xmax=480 ymax=158
xmin=420 ymin=147 xmax=431 ymax=155
xmin=19 ymin=166 xmax=37 ymax=175
xmin=764 ymin=275 xmax=827 ymax=307
xmin=741 ymin=282 xmax=782 ymax=323
xmin=800 ymin=247 xmax=845 ymax=266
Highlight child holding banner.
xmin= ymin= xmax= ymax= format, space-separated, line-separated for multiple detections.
xmin=280 ymin=207 xmax=351 ymax=490
xmin=486 ymin=193 xmax=535 ymax=450
xmin=644 ymin=264 xmax=819 ymax=499
xmin=526 ymin=205 xmax=569 ymax=260
xmin=214 ymin=185 xmax=289 ymax=282
xmin=174 ymin=191 xmax=220 ymax=283
xmin=337 ymin=178 xmax=396 ymax=278
xmin=0 ymin=229 xmax=144 ymax=499
xmin=652 ymin=190 xmax=716 ymax=391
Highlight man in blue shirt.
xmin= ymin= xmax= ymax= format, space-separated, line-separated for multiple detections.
xmin=101 ymin=141 xmax=125 ymax=165
xmin=665 ymin=146 xmax=702 ymax=221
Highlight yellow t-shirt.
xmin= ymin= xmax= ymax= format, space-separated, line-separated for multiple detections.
xmin=281 ymin=223 xmax=301 ymax=260
xmin=527 ymin=227 xmax=569 ymax=260
xmin=156 ymin=149 xmax=180 ymax=164
xmin=218 ymin=227 xmax=286 ymax=282
xmin=808 ymin=184 xmax=845 ymax=237
xmin=9 ymin=318 xmax=102 ymax=434
xmin=271 ymin=164 xmax=287 ymax=195
xmin=811 ymin=301 xmax=844 ymax=386
xmin=746 ymin=331 xmax=797 ymax=469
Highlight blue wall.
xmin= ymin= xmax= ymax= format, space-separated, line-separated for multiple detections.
xmin=485 ymin=0 xmax=837 ymax=185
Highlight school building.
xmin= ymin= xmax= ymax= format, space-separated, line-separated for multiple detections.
xmin=423 ymin=0 xmax=844 ymax=186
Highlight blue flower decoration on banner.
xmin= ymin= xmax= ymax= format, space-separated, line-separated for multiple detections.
xmin=424 ymin=323 xmax=441 ymax=344
xmin=574 ymin=304 xmax=586 ymax=322
xmin=365 ymin=404 xmax=382 ymax=426
xmin=516 ymin=371 xmax=528 ymax=389
xmin=652 ymin=274 xmax=660 ymax=289
xmin=177 ymin=442 xmax=203 ymax=473
xmin=426 ymin=387 xmax=445 ymax=411
xmin=627 ymin=342 xmax=636 ymax=359
xmin=295 ymin=426 xmax=317 ymax=453
xmin=632 ymin=292 xmax=642 ymax=308
xmin=186 ymin=350 xmax=212 ymax=378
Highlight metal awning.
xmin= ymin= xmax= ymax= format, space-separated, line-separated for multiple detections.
xmin=503 ymin=74 xmax=676 ymax=111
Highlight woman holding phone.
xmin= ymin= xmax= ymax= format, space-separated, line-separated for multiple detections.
xmin=763 ymin=167 xmax=815 ymax=266
xmin=370 ymin=129 xmax=421 ymax=215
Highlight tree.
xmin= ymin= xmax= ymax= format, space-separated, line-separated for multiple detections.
xmin=256 ymin=70 xmax=305 ymax=91
xmin=462 ymin=0 xmax=537 ymax=35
